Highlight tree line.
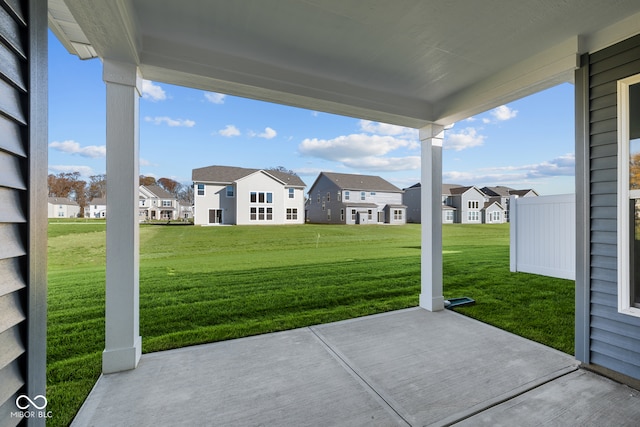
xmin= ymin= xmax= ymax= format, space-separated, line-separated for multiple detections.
xmin=48 ymin=172 xmax=194 ymax=216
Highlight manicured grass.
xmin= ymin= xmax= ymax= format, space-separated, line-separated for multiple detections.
xmin=46 ymin=221 xmax=573 ymax=426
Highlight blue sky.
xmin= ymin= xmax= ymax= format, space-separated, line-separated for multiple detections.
xmin=49 ymin=32 xmax=575 ymax=195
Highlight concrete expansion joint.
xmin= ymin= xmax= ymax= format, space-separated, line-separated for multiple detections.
xmin=308 ymin=326 xmax=412 ymax=426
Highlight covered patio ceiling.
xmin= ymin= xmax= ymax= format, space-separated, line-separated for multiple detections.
xmin=49 ymin=0 xmax=640 ymax=128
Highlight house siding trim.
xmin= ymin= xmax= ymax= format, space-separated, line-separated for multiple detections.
xmin=0 ymin=0 xmax=47 ymax=425
xmin=585 ymin=33 xmax=640 ymax=380
xmin=575 ymin=53 xmax=591 ymax=364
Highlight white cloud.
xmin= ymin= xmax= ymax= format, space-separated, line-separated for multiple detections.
xmin=300 ymin=134 xmax=413 ymax=160
xmin=444 ymin=128 xmax=486 ymax=151
xmin=443 ymin=153 xmax=575 ymax=185
xmin=204 ymin=92 xmax=226 ymax=104
xmin=299 ymin=133 xmax=419 ymax=172
xmin=258 ymin=127 xmax=277 ymax=139
xmin=218 ymin=125 xmax=241 ymax=137
xmin=491 ymin=105 xmax=518 ymax=121
xmin=140 ymin=158 xmax=152 ymax=167
xmin=342 ymin=156 xmax=421 ymax=171
xmin=48 ymin=165 xmax=94 ymax=177
xmin=144 ymin=116 xmax=195 ymax=127
xmin=358 ymin=120 xmax=418 ymax=139
xmin=141 ymin=80 xmax=167 ymax=101
xmin=49 ymin=140 xmax=106 ymax=158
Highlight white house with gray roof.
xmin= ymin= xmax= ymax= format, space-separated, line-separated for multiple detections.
xmin=139 ymin=184 xmax=180 ymax=221
xmin=47 ymin=197 xmax=80 ymax=218
xmin=192 ymin=165 xmax=306 ymax=225
xmin=306 ymin=172 xmax=406 ymax=225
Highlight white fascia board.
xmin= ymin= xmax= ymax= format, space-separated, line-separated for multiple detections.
xmin=582 ymin=10 xmax=640 ymax=54
xmin=435 ymin=37 xmax=580 ymax=125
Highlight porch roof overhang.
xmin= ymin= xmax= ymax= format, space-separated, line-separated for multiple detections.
xmin=49 ymin=0 xmax=640 ymax=128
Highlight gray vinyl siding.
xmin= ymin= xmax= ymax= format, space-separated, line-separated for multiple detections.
xmin=587 ymin=33 xmax=640 ymax=380
xmin=0 ymin=1 xmax=47 ymax=425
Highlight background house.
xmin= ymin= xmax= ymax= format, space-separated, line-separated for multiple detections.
xmin=47 ymin=197 xmax=80 ymax=218
xmin=307 ymin=172 xmax=406 ymax=225
xmin=139 ymin=184 xmax=179 ymax=221
xmin=87 ymin=197 xmax=107 ymax=219
xmin=481 ymin=186 xmax=538 ymax=222
xmin=192 ymin=165 xmax=306 ymax=225
xmin=404 ymin=183 xmax=532 ymax=224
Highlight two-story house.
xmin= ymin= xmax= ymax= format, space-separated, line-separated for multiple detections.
xmin=139 ymin=184 xmax=180 ymax=221
xmin=87 ymin=197 xmax=107 ymax=219
xmin=192 ymin=165 xmax=306 ymax=225
xmin=404 ymin=183 xmax=523 ymax=224
xmin=481 ymin=186 xmax=539 ymax=222
xmin=47 ymin=197 xmax=80 ymax=218
xmin=306 ymin=172 xmax=406 ymax=225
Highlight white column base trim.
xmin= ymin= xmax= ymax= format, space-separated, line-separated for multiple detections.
xmin=102 ymin=336 xmax=142 ymax=374
xmin=419 ymin=294 xmax=445 ymax=312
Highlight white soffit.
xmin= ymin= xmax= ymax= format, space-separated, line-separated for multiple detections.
xmin=50 ymin=0 xmax=640 ymax=127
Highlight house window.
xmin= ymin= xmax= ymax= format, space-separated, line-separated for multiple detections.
xmin=327 ymin=209 xmax=331 ymax=221
xmin=445 ymin=211 xmax=454 ymax=222
xmin=251 ymin=192 xmax=257 ymax=203
xmin=197 ymin=184 xmax=205 ymax=196
xmin=327 ymin=192 xmax=331 ymax=202
xmin=322 ymin=202 xmax=325 ymax=211
xmin=393 ymin=209 xmax=403 ymax=220
xmin=250 ymin=192 xmax=274 ymax=221
xmin=468 ymin=211 xmax=479 ymax=221
xmin=340 ymin=209 xmax=344 ymax=221
xmin=289 ymin=188 xmax=294 ymax=199
xmin=344 ymin=191 xmax=350 ymax=201
xmin=226 ymin=185 xmax=235 ymax=197
xmin=617 ymin=73 xmax=640 ymax=316
xmin=351 ymin=209 xmax=356 ymax=221
xmin=259 ymin=192 xmax=265 ymax=203
xmin=286 ymin=208 xmax=298 ymax=220
xmin=368 ymin=209 xmax=372 ymax=220
xmin=361 ymin=191 xmax=366 ymax=201
xmin=162 ymin=200 xmax=171 ymax=207
xmin=337 ymin=192 xmax=342 ymax=202
xmin=250 ymin=207 xmax=257 ymax=220
xmin=371 ymin=192 xmax=376 ymax=196
xmin=317 ymin=193 xmax=320 ymax=203
xmin=258 ymin=207 xmax=265 ymax=220
xmin=58 ymin=212 xmax=64 ymax=217
xmin=266 ymin=208 xmax=273 ymax=221
xmin=468 ymin=200 xmax=479 ymax=209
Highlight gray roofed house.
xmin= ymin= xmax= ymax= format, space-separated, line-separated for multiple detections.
xmin=307 ymin=172 xmax=406 ymax=225
xmin=139 ymin=185 xmax=180 ymax=221
xmin=192 ymin=165 xmax=306 ymax=225
xmin=481 ymin=186 xmax=538 ymax=221
xmin=47 ymin=197 xmax=80 ymax=218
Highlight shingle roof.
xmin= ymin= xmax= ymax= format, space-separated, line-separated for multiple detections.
xmin=448 ymin=186 xmax=475 ymax=195
xmin=90 ymin=197 xmax=107 ymax=205
xmin=143 ymin=184 xmax=174 ymax=199
xmin=192 ymin=165 xmax=305 ymax=187
xmin=48 ymin=197 xmax=78 ymax=206
xmin=319 ymin=172 xmax=401 ymax=192
xmin=442 ymin=183 xmax=463 ymax=195
xmin=481 ymin=186 xmax=515 ymax=197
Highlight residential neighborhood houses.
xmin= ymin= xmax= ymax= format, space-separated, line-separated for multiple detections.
xmin=403 ymin=183 xmax=538 ymax=224
xmin=51 ymin=167 xmax=537 ymax=226
xmin=306 ymin=172 xmax=407 ymax=225
xmin=192 ymin=165 xmax=306 ymax=225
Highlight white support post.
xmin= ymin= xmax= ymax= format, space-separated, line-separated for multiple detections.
xmin=419 ymin=124 xmax=445 ymax=311
xmin=102 ymin=59 xmax=142 ymax=373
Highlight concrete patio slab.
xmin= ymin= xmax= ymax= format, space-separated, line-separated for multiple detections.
xmin=311 ymin=308 xmax=578 ymax=426
xmin=455 ymin=369 xmax=640 ymax=426
xmin=72 ymin=308 xmax=636 ymax=427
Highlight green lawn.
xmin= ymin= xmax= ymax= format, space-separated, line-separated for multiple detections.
xmin=46 ymin=221 xmax=573 ymax=426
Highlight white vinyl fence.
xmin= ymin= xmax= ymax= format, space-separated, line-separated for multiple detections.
xmin=509 ymin=194 xmax=575 ymax=280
